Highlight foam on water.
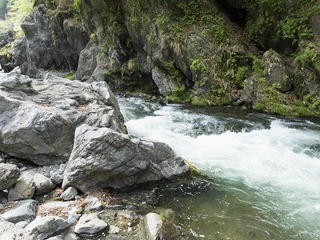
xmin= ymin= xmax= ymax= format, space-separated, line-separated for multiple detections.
xmin=118 ymin=97 xmax=320 ymax=239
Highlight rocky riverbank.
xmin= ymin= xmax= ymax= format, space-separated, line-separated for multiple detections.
xmin=0 ymin=71 xmax=191 ymax=239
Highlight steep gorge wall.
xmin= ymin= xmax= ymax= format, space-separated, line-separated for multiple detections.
xmin=9 ymin=0 xmax=320 ymax=116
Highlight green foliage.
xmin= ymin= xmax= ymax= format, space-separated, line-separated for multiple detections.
xmin=73 ymin=0 xmax=81 ymax=12
xmin=244 ymin=0 xmax=317 ymax=46
xmin=190 ymin=58 xmax=207 ymax=74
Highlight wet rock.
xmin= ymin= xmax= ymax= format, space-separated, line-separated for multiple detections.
xmin=8 ymin=170 xmax=35 ymax=201
xmin=1 ymin=199 xmax=37 ymax=224
xmin=0 ymin=72 xmax=126 ymax=166
xmin=60 ymin=186 xmax=78 ymax=201
xmin=26 ymin=216 xmax=69 ymax=240
xmin=33 ymin=173 xmax=56 ymax=195
xmin=109 ymin=225 xmax=120 ymax=234
xmin=74 ymin=213 xmax=109 ymax=236
xmin=117 ymin=210 xmax=138 ymax=229
xmin=151 ymin=66 xmax=175 ymax=95
xmin=0 ymin=217 xmax=35 ymax=240
xmin=0 ymin=163 xmax=20 ymax=191
xmin=62 ymin=124 xmax=190 ymax=192
xmin=144 ymin=213 xmax=163 ymax=240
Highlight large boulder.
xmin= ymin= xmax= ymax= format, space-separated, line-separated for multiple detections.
xmin=0 ymin=71 xmax=126 ymax=165
xmin=62 ymin=124 xmax=190 ymax=192
xmin=0 ymin=163 xmax=20 ymax=190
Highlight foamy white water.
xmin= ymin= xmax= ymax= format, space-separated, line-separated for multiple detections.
xmin=118 ymin=97 xmax=320 ymax=239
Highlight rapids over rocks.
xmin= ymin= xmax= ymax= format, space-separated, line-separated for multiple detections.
xmin=118 ymin=96 xmax=320 ymax=240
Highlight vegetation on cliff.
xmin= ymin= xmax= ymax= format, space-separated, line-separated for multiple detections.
xmin=2 ymin=0 xmax=320 ymax=117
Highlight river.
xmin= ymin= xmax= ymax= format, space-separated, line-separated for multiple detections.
xmin=118 ymin=96 xmax=320 ymax=240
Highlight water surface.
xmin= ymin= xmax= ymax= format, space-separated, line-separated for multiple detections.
xmin=118 ymin=97 xmax=320 ymax=239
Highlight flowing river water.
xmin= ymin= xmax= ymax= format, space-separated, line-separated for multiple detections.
xmin=117 ymin=96 xmax=320 ymax=240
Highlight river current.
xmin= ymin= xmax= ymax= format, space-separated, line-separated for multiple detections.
xmin=118 ymin=96 xmax=320 ymax=240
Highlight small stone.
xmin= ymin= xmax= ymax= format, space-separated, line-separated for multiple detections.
xmin=15 ymin=221 xmax=29 ymax=228
xmin=0 ymin=163 xmax=20 ymax=191
xmin=85 ymin=196 xmax=103 ymax=211
xmin=109 ymin=225 xmax=120 ymax=234
xmin=60 ymin=186 xmax=78 ymax=201
xmin=117 ymin=210 xmax=138 ymax=229
xmin=67 ymin=206 xmax=82 ymax=224
xmin=33 ymin=173 xmax=56 ymax=195
xmin=1 ymin=199 xmax=37 ymax=224
xmin=8 ymin=170 xmax=35 ymax=201
xmin=74 ymin=213 xmax=108 ymax=236
xmin=145 ymin=213 xmax=163 ymax=240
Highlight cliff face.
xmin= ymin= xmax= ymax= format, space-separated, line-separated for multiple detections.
xmin=7 ymin=0 xmax=320 ymax=116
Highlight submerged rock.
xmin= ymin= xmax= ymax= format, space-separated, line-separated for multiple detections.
xmin=62 ymin=124 xmax=190 ymax=192
xmin=0 ymin=163 xmax=20 ymax=191
xmin=0 ymin=71 xmax=126 ymax=166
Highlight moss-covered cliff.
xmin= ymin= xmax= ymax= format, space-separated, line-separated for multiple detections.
xmin=4 ymin=0 xmax=320 ymax=116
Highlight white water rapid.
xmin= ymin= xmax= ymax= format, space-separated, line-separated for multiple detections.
xmin=118 ymin=97 xmax=320 ymax=239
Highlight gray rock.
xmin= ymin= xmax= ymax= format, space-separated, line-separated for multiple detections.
xmin=60 ymin=186 xmax=78 ymax=201
xmin=0 ymin=217 xmax=35 ymax=240
xmin=33 ymin=173 xmax=56 ymax=195
xmin=74 ymin=213 xmax=108 ymax=236
xmin=85 ymin=196 xmax=103 ymax=212
xmin=263 ymin=50 xmax=292 ymax=93
xmin=152 ymin=66 xmax=175 ymax=95
xmin=50 ymin=164 xmax=66 ymax=185
xmin=62 ymin=124 xmax=190 ymax=192
xmin=67 ymin=206 xmax=82 ymax=224
xmin=15 ymin=221 xmax=30 ymax=228
xmin=47 ymin=236 xmax=64 ymax=240
xmin=8 ymin=170 xmax=35 ymax=201
xmin=76 ymin=40 xmax=101 ymax=81
xmin=0 ymin=71 xmax=126 ymax=166
xmin=0 ymin=163 xmax=20 ymax=190
xmin=26 ymin=216 xmax=69 ymax=240
xmin=0 ymin=199 xmax=37 ymax=224
xmin=144 ymin=213 xmax=163 ymax=240
xmin=12 ymin=5 xmax=89 ymax=77
xmin=0 ymin=203 xmax=3 ymax=211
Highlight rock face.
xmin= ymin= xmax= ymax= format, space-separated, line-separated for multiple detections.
xmin=12 ymin=4 xmax=89 ymax=77
xmin=0 ymin=71 xmax=126 ymax=165
xmin=0 ymin=163 xmax=20 ymax=190
xmin=63 ymin=124 xmax=190 ymax=192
